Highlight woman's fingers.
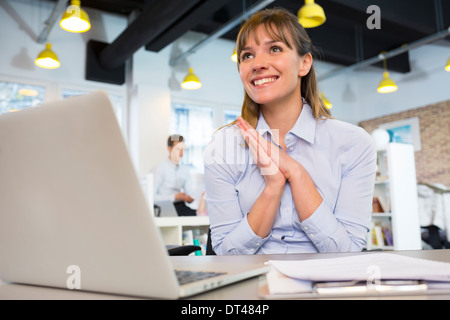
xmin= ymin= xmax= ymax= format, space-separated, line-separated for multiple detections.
xmin=238 ymin=121 xmax=278 ymax=175
xmin=237 ymin=117 xmax=268 ymax=153
xmin=237 ymin=116 xmax=301 ymax=181
xmin=238 ymin=116 xmax=281 ymax=166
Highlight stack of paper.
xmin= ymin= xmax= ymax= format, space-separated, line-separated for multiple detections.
xmin=264 ymin=253 xmax=450 ymax=297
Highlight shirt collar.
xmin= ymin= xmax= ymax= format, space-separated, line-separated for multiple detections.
xmin=255 ymin=114 xmax=282 ymax=148
xmin=290 ymin=99 xmax=316 ymax=144
xmin=255 ymin=98 xmax=316 ymax=144
xmin=166 ymin=157 xmax=179 ymax=168
xmin=255 ymin=113 xmax=272 ymax=136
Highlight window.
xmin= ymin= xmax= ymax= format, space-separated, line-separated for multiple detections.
xmin=0 ymin=81 xmax=45 ymax=114
xmin=224 ymin=108 xmax=240 ymax=124
xmin=62 ymin=89 xmax=125 ymax=132
xmin=170 ymin=103 xmax=214 ymax=173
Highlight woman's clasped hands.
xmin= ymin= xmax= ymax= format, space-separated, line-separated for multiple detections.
xmin=236 ymin=116 xmax=304 ymax=191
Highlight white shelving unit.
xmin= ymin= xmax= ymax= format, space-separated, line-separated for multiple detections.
xmin=154 ymin=216 xmax=210 ymax=246
xmin=142 ymin=173 xmax=210 ymax=249
xmin=368 ymin=143 xmax=422 ymax=250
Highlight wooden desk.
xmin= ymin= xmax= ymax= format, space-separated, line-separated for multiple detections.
xmin=184 ymin=249 xmax=450 ymax=300
xmin=1 ymin=250 xmax=450 ymax=300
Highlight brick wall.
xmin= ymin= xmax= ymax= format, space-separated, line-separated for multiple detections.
xmin=359 ymin=99 xmax=450 ymax=187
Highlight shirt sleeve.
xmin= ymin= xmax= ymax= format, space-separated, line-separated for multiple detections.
xmin=203 ymin=128 xmax=270 ymax=255
xmin=296 ymin=127 xmax=377 ymax=252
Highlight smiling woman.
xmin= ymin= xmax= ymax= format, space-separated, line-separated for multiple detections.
xmin=235 ymin=7 xmax=330 ymax=128
xmin=203 ymin=8 xmax=377 ymax=255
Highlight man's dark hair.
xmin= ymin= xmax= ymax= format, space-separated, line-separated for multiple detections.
xmin=168 ymin=134 xmax=184 ymax=147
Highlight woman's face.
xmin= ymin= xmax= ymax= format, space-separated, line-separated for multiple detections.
xmin=238 ymin=25 xmax=311 ymax=108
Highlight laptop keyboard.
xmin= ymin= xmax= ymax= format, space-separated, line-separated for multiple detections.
xmin=175 ymin=270 xmax=227 ymax=285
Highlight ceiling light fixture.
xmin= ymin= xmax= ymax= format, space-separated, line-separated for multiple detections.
xmin=169 ymin=0 xmax=275 ymax=67
xmin=18 ymin=88 xmax=39 ymax=97
xmin=231 ymin=47 xmax=238 ymax=62
xmin=320 ymin=93 xmax=332 ymax=109
xmin=297 ymin=0 xmax=326 ymax=28
xmin=35 ymin=43 xmax=60 ymax=69
xmin=60 ymin=0 xmax=91 ymax=33
xmin=377 ymin=71 xmax=398 ymax=93
xmin=181 ymin=68 xmax=202 ymax=90
xmin=377 ymin=54 xmax=397 ymax=93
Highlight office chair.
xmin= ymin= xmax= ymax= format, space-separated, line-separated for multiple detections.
xmin=206 ymin=228 xmax=216 ymax=255
xmin=169 ymin=228 xmax=215 ymax=256
xmin=166 ymin=245 xmax=202 ymax=256
xmin=155 ymin=204 xmax=201 ymax=256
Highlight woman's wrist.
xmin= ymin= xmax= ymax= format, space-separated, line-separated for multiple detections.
xmin=288 ymin=166 xmax=323 ymax=221
xmin=263 ymin=183 xmax=285 ymax=198
xmin=284 ymin=162 xmax=304 ymax=183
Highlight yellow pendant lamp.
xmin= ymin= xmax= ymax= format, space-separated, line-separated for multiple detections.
xmin=297 ymin=0 xmax=326 ymax=28
xmin=320 ymin=93 xmax=332 ymax=109
xmin=18 ymin=88 xmax=39 ymax=97
xmin=60 ymin=0 xmax=91 ymax=33
xmin=35 ymin=43 xmax=60 ymax=69
xmin=377 ymin=72 xmax=398 ymax=93
xmin=445 ymin=57 xmax=450 ymax=72
xmin=377 ymin=55 xmax=398 ymax=93
xmin=231 ymin=47 xmax=238 ymax=62
xmin=181 ymin=68 xmax=202 ymax=90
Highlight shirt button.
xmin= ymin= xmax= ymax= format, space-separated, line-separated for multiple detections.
xmin=303 ymin=226 xmax=308 ymax=231
xmin=309 ymin=234 xmax=314 ymax=238
xmin=288 ymin=146 xmax=294 ymax=151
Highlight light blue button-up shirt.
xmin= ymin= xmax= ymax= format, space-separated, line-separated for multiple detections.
xmin=204 ymin=102 xmax=377 ymax=254
xmin=154 ymin=158 xmax=193 ymax=202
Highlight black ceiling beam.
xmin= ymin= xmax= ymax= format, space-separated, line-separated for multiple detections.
xmin=145 ymin=0 xmax=233 ymax=52
xmin=316 ymin=48 xmax=359 ymax=66
xmin=443 ymin=0 xmax=450 ymax=30
xmin=49 ymin=0 xmax=148 ymax=15
xmin=86 ymin=40 xmax=125 ymax=85
xmin=312 ymin=24 xmax=412 ymax=73
xmin=98 ymin=0 xmax=200 ymax=70
xmin=321 ymin=0 xmax=430 ymax=43
xmin=372 ymin=52 xmax=411 ymax=73
xmin=307 ymin=24 xmax=356 ymax=61
xmin=287 ymin=0 xmax=413 ymax=72
xmin=328 ymin=0 xmax=438 ymax=35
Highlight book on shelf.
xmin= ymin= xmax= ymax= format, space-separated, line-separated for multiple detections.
xmin=382 ymin=226 xmax=393 ymax=246
xmin=372 ymin=197 xmax=384 ymax=213
xmin=370 ymin=223 xmax=393 ymax=248
xmin=374 ymin=225 xmax=384 ymax=247
xmin=375 ymin=175 xmax=389 ymax=182
xmin=373 ymin=185 xmax=390 ymax=213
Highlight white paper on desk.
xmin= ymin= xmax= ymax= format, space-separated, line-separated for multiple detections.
xmin=266 ymin=267 xmax=312 ymax=295
xmin=269 ymin=253 xmax=450 ymax=282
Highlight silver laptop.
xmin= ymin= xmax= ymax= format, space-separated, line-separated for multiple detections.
xmin=0 ymin=92 xmax=269 ymax=299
